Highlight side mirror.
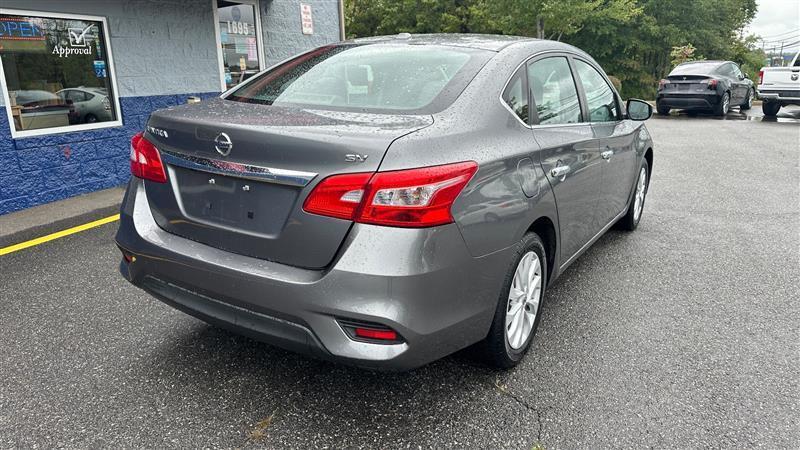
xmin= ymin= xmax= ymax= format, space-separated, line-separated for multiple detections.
xmin=738 ymin=73 xmax=746 ymax=80
xmin=626 ymin=99 xmax=652 ymax=121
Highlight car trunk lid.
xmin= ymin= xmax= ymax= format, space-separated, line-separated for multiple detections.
xmin=143 ymin=98 xmax=433 ymax=268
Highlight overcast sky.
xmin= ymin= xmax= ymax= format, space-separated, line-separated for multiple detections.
xmin=745 ymin=0 xmax=800 ymax=51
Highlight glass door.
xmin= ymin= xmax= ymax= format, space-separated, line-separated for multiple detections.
xmin=215 ymin=0 xmax=263 ymax=90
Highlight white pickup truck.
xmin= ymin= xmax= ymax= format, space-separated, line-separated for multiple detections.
xmin=758 ymin=50 xmax=800 ymax=116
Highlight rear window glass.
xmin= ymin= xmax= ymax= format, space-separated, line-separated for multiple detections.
xmin=226 ymin=44 xmax=492 ymax=113
xmin=669 ymin=62 xmax=722 ymax=76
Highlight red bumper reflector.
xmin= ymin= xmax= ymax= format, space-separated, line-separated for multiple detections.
xmin=354 ymin=327 xmax=398 ymax=341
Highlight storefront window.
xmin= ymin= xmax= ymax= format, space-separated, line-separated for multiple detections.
xmin=216 ymin=1 xmax=263 ymax=89
xmin=0 ymin=10 xmax=121 ymax=137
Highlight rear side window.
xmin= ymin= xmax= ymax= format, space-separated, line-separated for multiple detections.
xmin=226 ymin=44 xmax=493 ymax=113
xmin=527 ymin=57 xmax=581 ymax=125
xmin=574 ymin=60 xmax=619 ymax=122
xmin=502 ymin=69 xmax=529 ymax=123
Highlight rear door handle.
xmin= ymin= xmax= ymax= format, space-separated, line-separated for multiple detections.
xmin=550 ymin=166 xmax=570 ymax=178
xmin=601 ymin=150 xmax=613 ymax=160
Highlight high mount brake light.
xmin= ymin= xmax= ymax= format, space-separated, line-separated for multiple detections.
xmin=130 ymin=131 xmax=167 ymax=183
xmin=303 ymin=161 xmax=478 ymax=228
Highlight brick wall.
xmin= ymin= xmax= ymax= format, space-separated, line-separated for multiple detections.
xmin=0 ymin=93 xmax=218 ymax=214
xmin=261 ymin=0 xmax=342 ymax=66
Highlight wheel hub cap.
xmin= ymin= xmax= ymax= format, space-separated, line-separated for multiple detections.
xmin=506 ymin=251 xmax=542 ymax=350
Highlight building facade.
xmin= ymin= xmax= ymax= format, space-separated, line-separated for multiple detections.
xmin=0 ymin=0 xmax=343 ymax=214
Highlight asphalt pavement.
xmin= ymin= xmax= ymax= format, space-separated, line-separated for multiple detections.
xmin=1 ymin=106 xmax=798 ymax=448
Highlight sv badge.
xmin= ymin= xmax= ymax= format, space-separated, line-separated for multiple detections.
xmin=345 ymin=154 xmax=369 ymax=163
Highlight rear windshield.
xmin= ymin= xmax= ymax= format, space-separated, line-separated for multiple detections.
xmin=225 ymin=43 xmax=493 ymax=113
xmin=669 ymin=62 xmax=722 ymax=76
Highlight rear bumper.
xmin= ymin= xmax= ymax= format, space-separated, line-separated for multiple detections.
xmin=115 ymin=179 xmax=511 ymax=371
xmin=758 ymin=90 xmax=800 ymax=104
xmin=656 ymin=92 xmax=720 ymax=110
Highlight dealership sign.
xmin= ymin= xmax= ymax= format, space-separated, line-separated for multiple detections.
xmin=52 ymin=24 xmax=95 ymax=57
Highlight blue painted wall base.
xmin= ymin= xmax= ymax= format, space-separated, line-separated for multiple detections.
xmin=0 ymin=92 xmax=218 ymax=215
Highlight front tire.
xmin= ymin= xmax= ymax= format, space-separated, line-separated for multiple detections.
xmin=714 ymin=92 xmax=730 ymax=116
xmin=762 ymin=100 xmax=781 ymax=117
xmin=618 ymin=159 xmax=649 ymax=231
xmin=483 ymin=232 xmax=547 ymax=369
xmin=740 ymin=88 xmax=754 ymax=110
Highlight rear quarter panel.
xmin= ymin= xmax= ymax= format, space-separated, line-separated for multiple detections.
xmin=378 ymin=44 xmax=560 ymax=260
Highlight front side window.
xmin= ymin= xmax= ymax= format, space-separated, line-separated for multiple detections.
xmin=0 ymin=11 xmax=120 ymax=137
xmin=527 ymin=57 xmax=581 ymax=125
xmin=226 ymin=44 xmax=492 ymax=113
xmin=502 ymin=69 xmax=529 ymax=123
xmin=574 ymin=59 xmax=619 ymax=122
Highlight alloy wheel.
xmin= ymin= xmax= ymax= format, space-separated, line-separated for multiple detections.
xmin=722 ymin=93 xmax=730 ymax=114
xmin=633 ymin=167 xmax=647 ymax=221
xmin=506 ymin=251 xmax=542 ymax=350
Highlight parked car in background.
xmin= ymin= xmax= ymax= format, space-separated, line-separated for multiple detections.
xmin=56 ymin=87 xmax=113 ymax=124
xmin=656 ymin=60 xmax=755 ymax=116
xmin=757 ymin=50 xmax=800 ymax=117
xmin=116 ymin=34 xmax=654 ymax=371
xmin=11 ymin=89 xmax=78 ymax=128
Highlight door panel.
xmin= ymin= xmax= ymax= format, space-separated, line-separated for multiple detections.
xmin=537 ymin=125 xmax=602 ymax=260
xmin=593 ymin=121 xmax=638 ymax=222
xmin=528 ymin=56 xmax=603 ymax=262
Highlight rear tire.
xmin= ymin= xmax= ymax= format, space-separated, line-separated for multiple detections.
xmin=482 ymin=232 xmax=547 ymax=369
xmin=762 ymin=100 xmax=781 ymax=116
xmin=740 ymin=88 xmax=754 ymax=110
xmin=656 ymin=102 xmax=670 ymax=115
xmin=714 ymin=92 xmax=730 ymax=116
xmin=618 ymin=159 xmax=649 ymax=231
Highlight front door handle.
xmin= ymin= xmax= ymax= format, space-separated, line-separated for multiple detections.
xmin=550 ymin=165 xmax=570 ymax=179
xmin=601 ymin=150 xmax=613 ymax=160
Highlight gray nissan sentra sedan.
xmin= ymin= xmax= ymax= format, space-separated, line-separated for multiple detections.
xmin=116 ymin=34 xmax=654 ymax=371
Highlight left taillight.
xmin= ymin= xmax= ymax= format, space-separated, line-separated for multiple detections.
xmin=707 ymin=79 xmax=719 ymax=90
xmin=130 ymin=132 xmax=167 ymax=183
xmin=303 ymin=161 xmax=478 ymax=228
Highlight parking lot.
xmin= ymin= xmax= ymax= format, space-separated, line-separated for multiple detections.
xmin=1 ymin=106 xmax=798 ymax=448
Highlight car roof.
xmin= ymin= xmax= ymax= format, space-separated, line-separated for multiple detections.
xmin=350 ymin=33 xmax=539 ymax=52
xmin=678 ymin=60 xmax=730 ymax=67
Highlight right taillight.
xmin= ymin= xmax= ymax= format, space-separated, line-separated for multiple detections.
xmin=303 ymin=161 xmax=478 ymax=228
xmin=758 ymin=70 xmax=764 ymax=85
xmin=130 ymin=131 xmax=167 ymax=183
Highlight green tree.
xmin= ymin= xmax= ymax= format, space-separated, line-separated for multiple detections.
xmin=343 ymin=0 xmax=763 ymax=98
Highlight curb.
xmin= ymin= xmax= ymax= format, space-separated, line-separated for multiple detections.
xmin=0 ymin=186 xmax=125 ymax=249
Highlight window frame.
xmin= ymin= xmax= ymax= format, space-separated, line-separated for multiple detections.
xmin=0 ymin=8 xmax=123 ymax=139
xmin=571 ymin=56 xmax=623 ymax=124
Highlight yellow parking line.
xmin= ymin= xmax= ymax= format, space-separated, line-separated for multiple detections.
xmin=0 ymin=214 xmax=120 ymax=256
